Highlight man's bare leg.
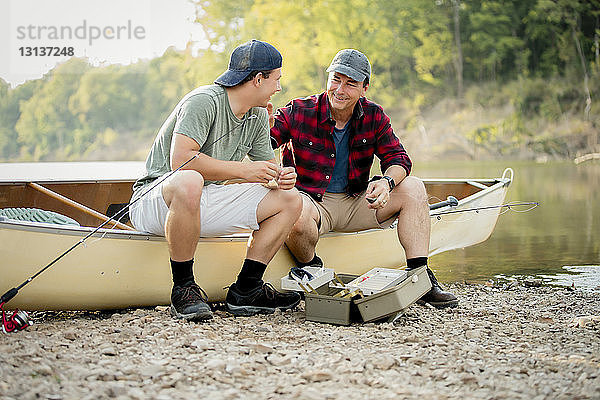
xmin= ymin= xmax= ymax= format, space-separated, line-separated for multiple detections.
xmin=162 ymin=170 xmax=204 ymax=261
xmin=161 ymin=170 xmax=213 ymax=321
xmin=380 ymin=176 xmax=430 ymax=259
xmin=379 ymin=176 xmax=458 ymax=308
xmin=225 ymin=187 xmax=303 ymax=316
xmin=285 ymin=196 xmax=321 ymax=264
xmin=248 ymin=188 xmax=303 ymax=263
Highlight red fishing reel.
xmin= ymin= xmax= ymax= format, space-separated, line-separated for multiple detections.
xmin=1 ymin=302 xmax=31 ymax=333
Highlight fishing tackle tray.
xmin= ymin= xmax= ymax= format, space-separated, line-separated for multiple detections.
xmin=281 ymin=266 xmax=335 ymax=292
xmin=304 ymin=266 xmax=431 ymax=325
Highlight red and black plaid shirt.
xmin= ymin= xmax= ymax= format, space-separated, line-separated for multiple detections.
xmin=271 ymin=92 xmax=412 ymax=201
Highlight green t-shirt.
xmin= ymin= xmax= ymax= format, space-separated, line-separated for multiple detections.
xmin=132 ymin=85 xmax=275 ymax=199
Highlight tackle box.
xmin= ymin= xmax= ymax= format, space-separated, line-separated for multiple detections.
xmin=303 ymin=267 xmax=431 ymax=325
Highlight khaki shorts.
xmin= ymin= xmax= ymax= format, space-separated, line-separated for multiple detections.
xmin=302 ymin=191 xmax=397 ymax=235
xmin=130 ymin=180 xmax=270 ymax=237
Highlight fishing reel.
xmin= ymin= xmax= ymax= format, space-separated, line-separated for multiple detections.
xmin=1 ymin=302 xmax=31 ymax=333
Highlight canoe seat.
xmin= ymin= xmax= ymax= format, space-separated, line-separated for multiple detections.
xmin=0 ymin=208 xmax=80 ymax=226
xmin=106 ymin=203 xmax=130 ymax=224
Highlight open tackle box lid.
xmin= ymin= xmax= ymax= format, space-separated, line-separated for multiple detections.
xmin=353 ymin=266 xmax=431 ymax=322
xmin=300 ymin=266 xmax=432 ymax=325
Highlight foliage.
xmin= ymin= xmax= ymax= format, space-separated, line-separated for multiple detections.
xmin=0 ymin=0 xmax=598 ymax=161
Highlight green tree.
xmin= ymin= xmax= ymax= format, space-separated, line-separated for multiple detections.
xmin=69 ymin=64 xmax=145 ymax=133
xmin=412 ymin=1 xmax=454 ymax=87
xmin=143 ymin=44 xmax=216 ymax=130
xmin=193 ymin=0 xmax=424 ymax=106
xmin=0 ymin=78 xmax=40 ymax=159
xmin=526 ymin=0 xmax=600 ymax=119
xmin=15 ymin=58 xmax=90 ymax=160
xmin=465 ymin=0 xmax=528 ymax=81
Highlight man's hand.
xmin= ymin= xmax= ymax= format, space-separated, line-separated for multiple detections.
xmin=276 ymin=166 xmax=297 ymax=190
xmin=267 ymin=102 xmax=275 ymax=129
xmin=243 ymin=161 xmax=280 ymax=184
xmin=365 ymin=180 xmax=390 ymax=209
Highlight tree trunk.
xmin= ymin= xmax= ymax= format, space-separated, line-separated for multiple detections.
xmin=594 ymin=16 xmax=600 ymax=73
xmin=451 ymin=0 xmax=463 ymax=99
xmin=572 ymin=25 xmax=592 ymax=121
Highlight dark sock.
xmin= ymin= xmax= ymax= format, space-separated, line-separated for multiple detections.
xmin=236 ymin=259 xmax=267 ymax=292
xmin=296 ymin=254 xmax=323 ymax=268
xmin=171 ymin=259 xmax=195 ymax=287
xmin=406 ymin=257 xmax=428 ymax=270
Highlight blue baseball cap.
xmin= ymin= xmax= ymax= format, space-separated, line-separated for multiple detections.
xmin=214 ymin=40 xmax=282 ymax=87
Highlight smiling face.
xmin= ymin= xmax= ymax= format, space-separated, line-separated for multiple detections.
xmin=255 ymin=68 xmax=282 ymax=107
xmin=326 ymin=72 xmax=368 ymax=114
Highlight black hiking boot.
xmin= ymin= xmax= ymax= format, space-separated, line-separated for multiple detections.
xmin=414 ymin=267 xmax=459 ymax=309
xmin=225 ymin=282 xmax=301 ymax=316
xmin=170 ymin=282 xmax=213 ymax=321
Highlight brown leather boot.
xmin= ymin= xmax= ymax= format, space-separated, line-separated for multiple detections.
xmin=418 ymin=267 xmax=458 ymax=308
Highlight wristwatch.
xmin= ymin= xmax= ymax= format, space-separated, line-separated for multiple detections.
xmin=382 ymin=175 xmax=395 ymax=191
xmin=369 ymin=175 xmax=395 ymax=192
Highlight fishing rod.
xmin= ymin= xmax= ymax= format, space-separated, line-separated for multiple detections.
xmin=1 ymin=115 xmax=259 ymax=332
xmin=428 ymin=196 xmax=539 ymax=218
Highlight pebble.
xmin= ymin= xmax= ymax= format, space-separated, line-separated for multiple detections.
xmin=100 ymin=346 xmax=117 ymax=356
xmin=249 ymin=343 xmax=274 ymax=354
xmin=301 ymin=370 xmax=333 ymax=382
xmin=1 ymin=283 xmax=599 ymax=400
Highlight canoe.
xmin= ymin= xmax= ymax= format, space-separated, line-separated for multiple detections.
xmin=0 ymin=162 xmax=513 ymax=310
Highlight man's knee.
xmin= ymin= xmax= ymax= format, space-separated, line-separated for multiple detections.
xmin=280 ymin=188 xmax=303 ymax=217
xmin=397 ymin=176 xmax=427 ymax=201
xmin=164 ymin=170 xmax=204 ymax=208
xmin=290 ymin=196 xmax=318 ymax=236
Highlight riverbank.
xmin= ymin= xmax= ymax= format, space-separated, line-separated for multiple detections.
xmin=1 ymin=282 xmax=599 ymax=400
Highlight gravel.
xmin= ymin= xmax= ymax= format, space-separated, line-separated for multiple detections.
xmin=1 ymin=282 xmax=599 ymax=400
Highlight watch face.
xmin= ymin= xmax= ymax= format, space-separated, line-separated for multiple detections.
xmin=383 ymin=176 xmax=394 ymax=190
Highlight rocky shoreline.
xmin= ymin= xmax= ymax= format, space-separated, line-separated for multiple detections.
xmin=1 ymin=282 xmax=599 ymax=400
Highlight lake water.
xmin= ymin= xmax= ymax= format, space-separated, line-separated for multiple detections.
xmin=413 ymin=160 xmax=600 ymax=290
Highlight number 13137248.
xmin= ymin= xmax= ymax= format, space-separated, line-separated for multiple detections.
xmin=19 ymin=47 xmax=75 ymax=56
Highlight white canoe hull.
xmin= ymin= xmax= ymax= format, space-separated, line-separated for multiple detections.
xmin=1 ymin=170 xmax=511 ymax=310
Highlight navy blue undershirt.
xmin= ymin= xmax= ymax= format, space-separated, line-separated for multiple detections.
xmin=326 ymin=122 xmax=350 ymax=193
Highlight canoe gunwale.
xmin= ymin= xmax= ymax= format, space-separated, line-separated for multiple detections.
xmin=454 ymin=176 xmax=510 ymax=208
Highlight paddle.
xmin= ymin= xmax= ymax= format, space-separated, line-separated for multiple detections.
xmin=429 ymin=196 xmax=459 ymax=210
xmin=27 ymin=182 xmax=134 ymax=231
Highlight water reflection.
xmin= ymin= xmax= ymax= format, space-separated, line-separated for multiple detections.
xmin=413 ymin=160 xmax=600 ymax=290
xmin=539 ymin=265 xmax=600 ymax=291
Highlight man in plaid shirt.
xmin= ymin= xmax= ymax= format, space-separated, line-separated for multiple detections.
xmin=270 ymin=49 xmax=457 ymax=308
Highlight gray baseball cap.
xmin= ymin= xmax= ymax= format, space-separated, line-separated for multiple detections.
xmin=326 ymin=49 xmax=371 ymax=83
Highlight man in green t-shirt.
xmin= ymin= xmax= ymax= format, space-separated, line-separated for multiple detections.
xmin=130 ymin=40 xmax=302 ymax=321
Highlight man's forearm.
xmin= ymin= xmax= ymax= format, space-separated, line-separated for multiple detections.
xmin=177 ymin=152 xmax=248 ymax=181
xmin=383 ymin=165 xmax=408 ymax=187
